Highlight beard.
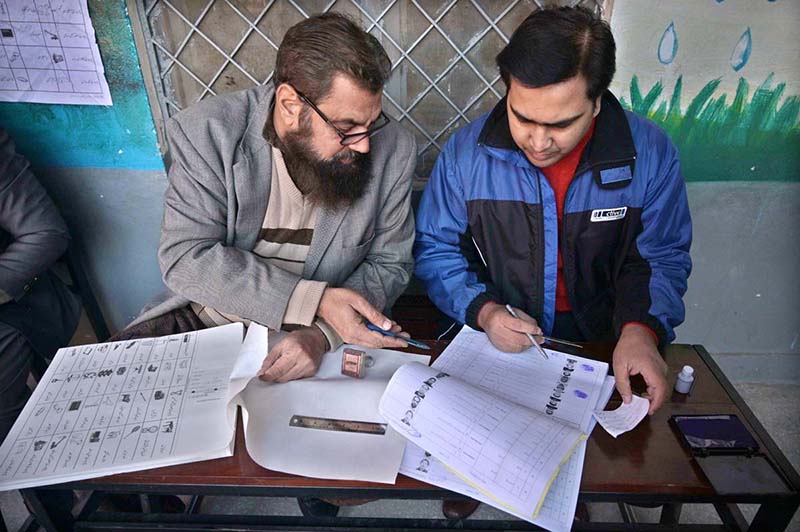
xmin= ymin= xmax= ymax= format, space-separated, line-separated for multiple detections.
xmin=275 ymin=119 xmax=373 ymax=209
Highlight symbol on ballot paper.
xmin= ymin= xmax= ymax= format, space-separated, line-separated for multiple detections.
xmin=147 ymin=365 xmax=158 ymax=372
xmin=154 ymin=390 xmax=164 ymax=400
xmin=34 ymin=440 xmax=46 ymax=451
xmin=581 ymin=364 xmax=594 ymax=372
xmin=117 ymin=367 xmax=126 ymax=375
xmin=162 ymin=421 xmax=174 ymax=433
xmin=121 ymin=394 xmax=131 ymax=403
xmin=68 ymin=401 xmax=81 ymax=411
xmin=50 ymin=436 xmax=66 ymax=449
xmin=89 ymin=431 xmax=101 ymax=443
xmin=125 ymin=341 xmax=137 ymax=350
xmin=1 ymin=28 xmax=13 ymax=38
xmin=574 ymin=390 xmax=588 ymax=399
xmin=125 ymin=426 xmax=140 ymax=438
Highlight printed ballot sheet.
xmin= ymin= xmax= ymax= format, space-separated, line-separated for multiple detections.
xmin=394 ymin=326 xmax=612 ymax=531
xmin=0 ymin=324 xmax=243 ymax=490
xmin=0 ymin=0 xmax=112 ymax=105
xmin=236 ymin=337 xmax=430 ymax=484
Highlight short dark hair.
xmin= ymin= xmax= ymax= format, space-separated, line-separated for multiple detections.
xmin=274 ymin=13 xmax=391 ymax=103
xmin=496 ymin=6 xmax=615 ymax=100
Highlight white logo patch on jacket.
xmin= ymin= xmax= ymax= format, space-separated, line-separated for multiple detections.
xmin=590 ymin=207 xmax=627 ymax=222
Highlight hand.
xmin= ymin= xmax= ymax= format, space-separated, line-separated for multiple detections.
xmin=612 ymin=323 xmax=668 ymax=415
xmin=258 ymin=327 xmax=327 ymax=383
xmin=317 ymin=287 xmax=408 ymax=348
xmin=478 ymin=302 xmax=542 ymax=353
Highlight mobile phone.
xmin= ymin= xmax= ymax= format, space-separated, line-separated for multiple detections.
xmin=669 ymin=414 xmax=759 ymax=456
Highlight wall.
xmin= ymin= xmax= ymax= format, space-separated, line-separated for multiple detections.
xmin=0 ymin=0 xmax=167 ymax=331
xmin=610 ymin=0 xmax=800 ymax=354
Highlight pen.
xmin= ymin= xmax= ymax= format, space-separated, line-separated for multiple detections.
xmin=504 ymin=304 xmax=548 ymax=360
xmin=538 ymin=336 xmax=583 ymax=349
xmin=365 ymin=323 xmax=431 ymax=350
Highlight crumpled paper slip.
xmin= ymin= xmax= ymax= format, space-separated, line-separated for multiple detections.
xmin=592 ymin=394 xmax=650 ymax=438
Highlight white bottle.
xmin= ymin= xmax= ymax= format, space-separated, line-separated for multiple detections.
xmin=674 ymin=365 xmax=694 ymax=394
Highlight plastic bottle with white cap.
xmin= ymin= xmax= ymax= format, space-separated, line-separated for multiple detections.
xmin=674 ymin=365 xmax=695 ymax=394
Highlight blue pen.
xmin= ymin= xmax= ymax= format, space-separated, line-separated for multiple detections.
xmin=365 ymin=323 xmax=431 ymax=350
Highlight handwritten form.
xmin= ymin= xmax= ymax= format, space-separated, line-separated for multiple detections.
xmin=381 ymin=362 xmax=585 ymax=518
xmin=0 ymin=324 xmax=243 ymax=490
xmin=0 ymin=0 xmax=112 ymax=105
xmin=393 ymin=326 xmax=613 ymax=532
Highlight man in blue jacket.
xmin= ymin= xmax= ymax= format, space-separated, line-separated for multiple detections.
xmin=416 ymin=6 xmax=691 ymax=432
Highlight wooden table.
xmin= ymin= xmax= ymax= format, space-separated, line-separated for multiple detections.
xmin=22 ymin=328 xmax=800 ymax=531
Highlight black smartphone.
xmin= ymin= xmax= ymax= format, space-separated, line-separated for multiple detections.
xmin=669 ymin=414 xmax=759 ymax=456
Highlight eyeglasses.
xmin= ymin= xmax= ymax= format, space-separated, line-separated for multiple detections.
xmin=293 ymin=87 xmax=390 ymax=146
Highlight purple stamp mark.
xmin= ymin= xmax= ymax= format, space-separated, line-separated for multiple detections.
xmin=581 ymin=364 xmax=594 ymax=372
xmin=574 ymin=390 xmax=588 ymax=399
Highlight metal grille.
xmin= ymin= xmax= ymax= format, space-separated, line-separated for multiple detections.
xmin=134 ymin=0 xmax=605 ymax=178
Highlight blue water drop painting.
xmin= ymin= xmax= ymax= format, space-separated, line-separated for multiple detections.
xmin=730 ymin=27 xmax=752 ymax=71
xmin=658 ymin=22 xmax=678 ymax=65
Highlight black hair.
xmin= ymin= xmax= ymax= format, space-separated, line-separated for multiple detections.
xmin=496 ymin=6 xmax=615 ymax=100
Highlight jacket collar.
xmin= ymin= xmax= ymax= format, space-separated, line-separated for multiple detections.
xmin=477 ymin=90 xmax=637 ymax=187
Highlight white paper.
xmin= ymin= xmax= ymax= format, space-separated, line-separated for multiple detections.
xmin=381 ymin=362 xmax=585 ymax=517
xmin=0 ymin=0 xmax=112 ymax=105
xmin=400 ymin=376 xmax=616 ymax=532
xmin=0 ymin=324 xmax=243 ymax=491
xmin=395 ymin=326 xmax=613 ymax=531
xmin=431 ymin=326 xmax=609 ymax=433
xmin=240 ymin=344 xmax=429 ymax=484
xmin=592 ymin=394 xmax=650 ymax=438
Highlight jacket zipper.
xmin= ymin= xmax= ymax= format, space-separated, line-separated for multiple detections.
xmin=534 ymin=171 xmax=545 ymax=327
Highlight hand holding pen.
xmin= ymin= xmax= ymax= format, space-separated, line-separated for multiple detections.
xmin=504 ymin=305 xmax=548 ymax=360
xmin=476 ymin=301 xmax=547 ymax=355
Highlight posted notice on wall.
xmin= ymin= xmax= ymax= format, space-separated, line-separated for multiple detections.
xmin=0 ymin=0 xmax=112 ymax=105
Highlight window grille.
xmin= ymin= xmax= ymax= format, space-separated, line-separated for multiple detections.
xmin=134 ymin=0 xmax=606 ymax=179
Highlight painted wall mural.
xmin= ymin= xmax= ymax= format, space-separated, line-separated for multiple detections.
xmin=610 ymin=0 xmax=799 ymax=182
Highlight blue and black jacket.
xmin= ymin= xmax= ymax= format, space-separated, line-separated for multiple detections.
xmin=414 ymin=92 xmax=692 ymax=344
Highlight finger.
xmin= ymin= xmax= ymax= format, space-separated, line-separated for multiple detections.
xmin=504 ymin=314 xmax=543 ymax=336
xmin=495 ymin=334 xmax=528 ymax=353
xmin=390 ymin=323 xmax=403 ymax=334
xmin=350 ymin=295 xmax=392 ymax=330
xmin=275 ymin=361 xmax=306 ymax=383
xmin=613 ymin=359 xmax=633 ymax=403
xmin=260 ymin=351 xmax=297 ymax=382
xmin=356 ymin=329 xmax=408 ymax=349
xmin=513 ymin=308 xmax=539 ymax=325
xmin=642 ymin=370 xmax=668 ymax=415
xmin=259 ymin=343 xmax=285 ymax=376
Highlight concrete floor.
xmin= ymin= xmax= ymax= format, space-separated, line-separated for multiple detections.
xmin=1 ymin=315 xmax=798 ymax=530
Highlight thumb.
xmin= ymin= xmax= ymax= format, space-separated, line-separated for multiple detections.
xmin=613 ymin=360 xmax=633 ymax=404
xmin=351 ymin=294 xmax=391 ymax=330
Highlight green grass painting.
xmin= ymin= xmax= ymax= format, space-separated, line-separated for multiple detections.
xmin=620 ymin=75 xmax=800 ymax=182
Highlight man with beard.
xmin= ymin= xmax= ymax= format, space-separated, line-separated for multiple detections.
xmin=116 ymin=13 xmax=415 ymax=384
